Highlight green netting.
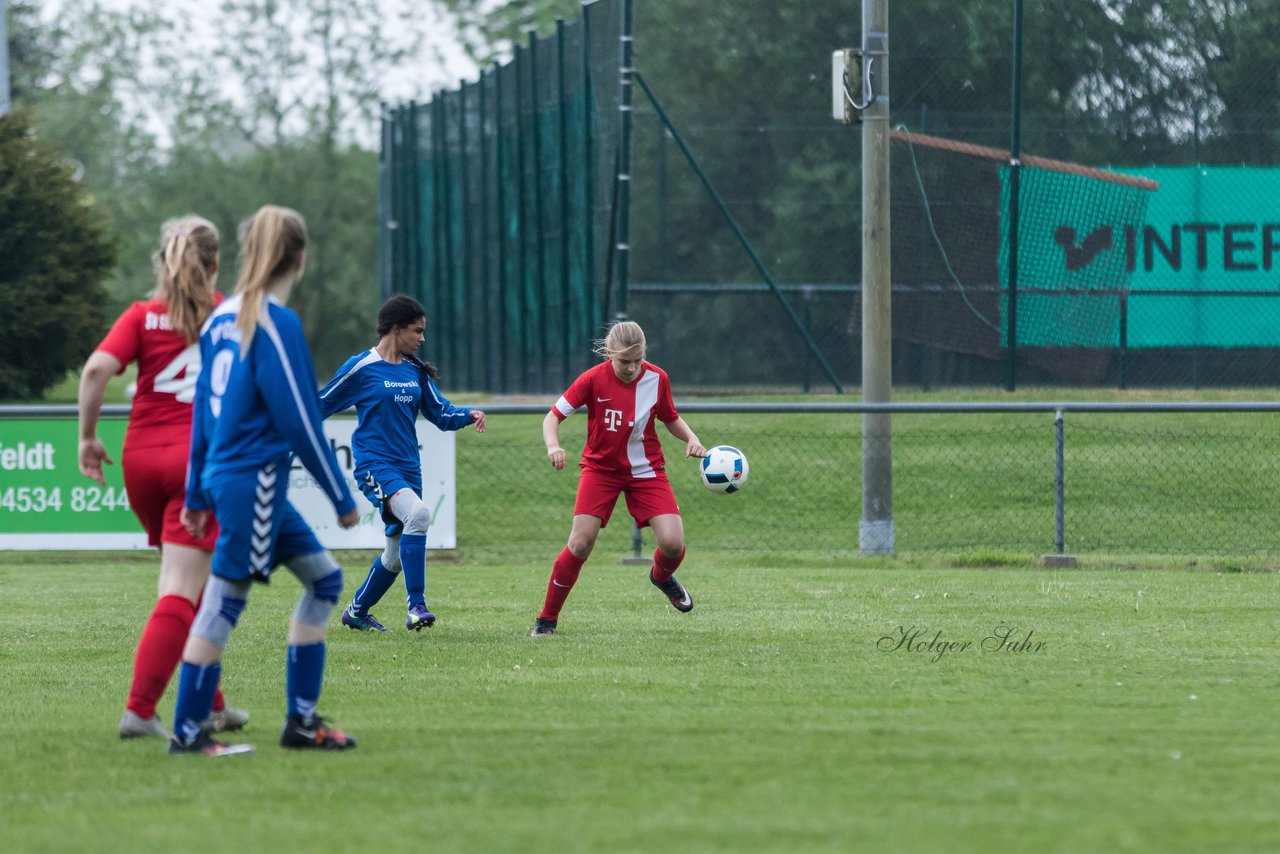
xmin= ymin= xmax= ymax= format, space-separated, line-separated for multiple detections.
xmin=998 ymin=165 xmax=1152 ymax=348
xmin=381 ymin=0 xmax=621 ymax=393
xmin=891 ymin=131 xmax=1156 ymax=383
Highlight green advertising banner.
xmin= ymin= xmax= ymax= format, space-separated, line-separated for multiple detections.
xmin=1001 ymin=166 xmax=1280 ymax=348
xmin=0 ymin=418 xmax=142 ymax=547
xmin=0 ymin=416 xmax=457 ymax=551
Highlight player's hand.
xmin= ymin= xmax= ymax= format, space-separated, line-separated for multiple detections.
xmin=77 ymin=437 xmax=112 ymax=486
xmin=547 ymin=447 xmax=567 ymax=470
xmin=181 ymin=507 xmax=210 ymax=539
xmin=685 ymin=439 xmax=708 ymax=458
xmin=338 ymin=508 xmax=360 ymax=529
xmin=470 ymin=410 xmax=487 ymax=433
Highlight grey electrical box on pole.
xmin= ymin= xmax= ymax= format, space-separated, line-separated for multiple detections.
xmin=830 ymin=49 xmax=863 ymax=124
xmin=858 ymin=0 xmax=893 ymax=555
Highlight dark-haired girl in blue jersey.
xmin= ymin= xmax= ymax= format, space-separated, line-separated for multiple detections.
xmin=320 ymin=294 xmax=486 ymax=633
xmin=171 ymin=205 xmax=360 ymax=756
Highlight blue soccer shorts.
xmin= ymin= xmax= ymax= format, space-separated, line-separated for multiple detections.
xmin=356 ymin=464 xmax=422 ymax=537
xmin=208 ymin=462 xmax=324 ymax=583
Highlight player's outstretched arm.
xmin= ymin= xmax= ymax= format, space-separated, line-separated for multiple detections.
xmin=665 ymin=416 xmax=707 ymax=458
xmin=418 ymin=376 xmax=475 ymax=431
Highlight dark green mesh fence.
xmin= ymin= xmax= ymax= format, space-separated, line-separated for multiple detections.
xmin=380 ymin=0 xmax=621 ymax=393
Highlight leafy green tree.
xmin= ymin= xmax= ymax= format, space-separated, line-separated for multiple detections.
xmin=0 ymin=111 xmax=116 ymax=399
xmin=10 ymin=0 xmax=440 ymax=379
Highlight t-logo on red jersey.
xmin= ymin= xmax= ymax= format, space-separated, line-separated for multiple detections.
xmin=552 ymin=360 xmax=678 ymax=477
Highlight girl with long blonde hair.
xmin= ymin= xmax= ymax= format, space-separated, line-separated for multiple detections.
xmin=77 ymin=215 xmax=248 ymax=739
xmin=171 ymin=205 xmax=359 ymax=755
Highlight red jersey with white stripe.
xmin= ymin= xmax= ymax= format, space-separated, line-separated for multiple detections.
xmin=95 ymin=297 xmax=218 ymax=451
xmin=552 ymin=360 xmax=678 ymax=477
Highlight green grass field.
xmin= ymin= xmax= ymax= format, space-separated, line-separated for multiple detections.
xmin=2 ymin=553 xmax=1278 ymax=852
xmin=6 ymin=384 xmax=1280 ymax=850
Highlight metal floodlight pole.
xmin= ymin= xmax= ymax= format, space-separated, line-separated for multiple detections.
xmin=860 ymin=0 xmax=894 ymax=556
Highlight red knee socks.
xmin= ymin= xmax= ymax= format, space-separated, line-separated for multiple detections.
xmin=651 ymin=545 xmax=686 ymax=584
xmin=127 ymin=594 xmax=225 ymax=719
xmin=540 ymin=547 xmax=586 ymax=620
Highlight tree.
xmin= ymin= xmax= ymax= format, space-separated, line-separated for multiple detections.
xmin=9 ymin=0 xmax=459 ymax=379
xmin=129 ymin=0 xmax=467 ymax=374
xmin=0 ymin=110 xmax=116 ymax=399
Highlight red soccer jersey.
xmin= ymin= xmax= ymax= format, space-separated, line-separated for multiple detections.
xmin=552 ymin=360 xmax=678 ymax=477
xmin=95 ymin=296 xmax=219 ymax=450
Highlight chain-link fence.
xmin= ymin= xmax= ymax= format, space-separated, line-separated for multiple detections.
xmin=5 ymin=403 xmax=1279 ymax=562
xmin=459 ymin=403 xmax=1280 ymax=564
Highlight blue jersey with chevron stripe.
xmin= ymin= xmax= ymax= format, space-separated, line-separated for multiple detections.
xmin=185 ymin=293 xmax=355 ymax=517
xmin=318 ymin=349 xmax=473 ymax=487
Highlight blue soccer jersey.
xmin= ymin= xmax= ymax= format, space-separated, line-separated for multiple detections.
xmin=318 ymin=350 xmax=473 ymax=486
xmin=187 ymin=293 xmax=354 ymax=517
xmin=185 ymin=296 xmax=238 ymax=511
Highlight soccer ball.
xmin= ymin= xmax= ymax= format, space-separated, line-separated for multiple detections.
xmin=700 ymin=445 xmax=749 ymax=494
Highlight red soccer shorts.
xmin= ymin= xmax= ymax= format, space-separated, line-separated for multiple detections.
xmin=573 ymin=466 xmax=680 ymax=528
xmin=121 ymin=441 xmax=218 ymax=550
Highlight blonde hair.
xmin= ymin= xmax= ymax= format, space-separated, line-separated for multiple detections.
xmin=234 ymin=205 xmax=307 ymax=356
xmin=593 ymin=320 xmax=646 ymax=360
xmin=153 ymin=215 xmax=219 ymax=342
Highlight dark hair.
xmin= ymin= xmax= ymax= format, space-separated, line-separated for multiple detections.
xmin=376 ymin=294 xmax=425 ymax=336
xmin=378 ymin=294 xmax=438 ymax=378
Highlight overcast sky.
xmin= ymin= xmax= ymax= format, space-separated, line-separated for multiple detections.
xmin=37 ymin=0 xmax=480 ymax=146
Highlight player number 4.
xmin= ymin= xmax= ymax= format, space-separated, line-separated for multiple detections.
xmin=153 ymin=344 xmax=201 ymax=403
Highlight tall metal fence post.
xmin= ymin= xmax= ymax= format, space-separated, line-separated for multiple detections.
xmin=377 ymin=103 xmax=393 ymax=300
xmin=557 ymin=18 xmax=573 ymax=388
xmin=529 ymin=30 xmax=550 ymax=388
xmin=495 ymin=69 xmax=509 ymax=392
xmin=479 ymin=70 xmax=496 ymax=391
xmin=515 ymin=49 xmax=532 ymax=390
xmin=581 ymin=1 xmax=599 ymax=344
xmin=614 ymin=0 xmax=635 ymax=321
xmin=458 ymin=84 xmax=474 ymax=389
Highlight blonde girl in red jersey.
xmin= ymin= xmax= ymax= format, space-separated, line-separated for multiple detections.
xmin=533 ymin=320 xmax=707 ymax=636
xmin=77 ymin=216 xmax=247 ymax=738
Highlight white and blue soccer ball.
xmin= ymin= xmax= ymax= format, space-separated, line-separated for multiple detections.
xmin=700 ymin=445 xmax=749 ymax=494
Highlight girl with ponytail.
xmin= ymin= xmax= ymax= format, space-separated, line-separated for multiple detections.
xmin=319 ymin=294 xmax=486 ymax=633
xmin=172 ymin=204 xmax=360 ymax=755
xmin=77 ymin=215 xmax=248 ymax=740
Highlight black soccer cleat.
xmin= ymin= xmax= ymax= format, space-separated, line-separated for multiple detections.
xmin=280 ymin=715 xmax=357 ymax=750
xmin=168 ymin=731 xmax=253 ymax=757
xmin=650 ymin=572 xmax=694 ymax=612
xmin=530 ymin=616 xmax=557 ymax=637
